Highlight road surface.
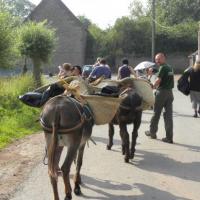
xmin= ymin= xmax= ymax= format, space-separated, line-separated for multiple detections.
xmin=10 ymin=86 xmax=200 ymax=200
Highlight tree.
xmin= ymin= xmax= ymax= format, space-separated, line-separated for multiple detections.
xmin=154 ymin=0 xmax=200 ymax=25
xmin=108 ymin=17 xmax=152 ymax=56
xmin=129 ymin=0 xmax=148 ymax=19
xmin=0 ymin=12 xmax=19 ymax=68
xmin=77 ymin=15 xmax=92 ymax=29
xmin=19 ymin=21 xmax=57 ymax=87
xmin=1 ymin=0 xmax=35 ymax=19
xmin=86 ymin=23 xmax=106 ymax=62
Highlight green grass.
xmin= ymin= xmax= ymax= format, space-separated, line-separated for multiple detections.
xmin=0 ymin=75 xmax=41 ymax=149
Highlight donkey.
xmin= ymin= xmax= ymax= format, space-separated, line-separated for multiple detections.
xmin=40 ymin=95 xmax=93 ymax=200
xmin=107 ymin=88 xmax=143 ymax=163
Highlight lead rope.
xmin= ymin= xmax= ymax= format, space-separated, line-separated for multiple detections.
xmin=43 ymin=146 xmax=48 ymax=165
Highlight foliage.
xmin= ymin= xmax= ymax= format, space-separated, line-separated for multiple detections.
xmin=0 ymin=0 xmax=35 ymax=19
xmin=156 ymin=21 xmax=199 ymax=53
xmin=18 ymin=20 xmax=57 ymax=86
xmin=19 ymin=20 xmax=57 ymax=62
xmin=0 ymin=75 xmax=40 ymax=149
xmin=129 ymin=0 xmax=148 ymax=19
xmin=127 ymin=0 xmax=200 ymax=55
xmin=153 ymin=0 xmax=200 ymax=25
xmin=0 ymin=12 xmax=20 ymax=68
xmin=85 ymin=23 xmax=106 ymax=63
xmin=78 ymin=15 xmax=92 ymax=29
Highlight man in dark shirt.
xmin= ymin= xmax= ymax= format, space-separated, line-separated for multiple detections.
xmin=117 ymin=58 xmax=137 ymax=79
xmin=145 ymin=53 xmax=174 ymax=143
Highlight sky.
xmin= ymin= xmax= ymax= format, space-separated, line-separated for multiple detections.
xmin=29 ymin=0 xmax=146 ymax=29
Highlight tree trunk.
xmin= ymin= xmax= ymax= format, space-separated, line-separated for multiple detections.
xmin=32 ymin=58 xmax=42 ymax=87
xmin=22 ymin=58 xmax=27 ymax=75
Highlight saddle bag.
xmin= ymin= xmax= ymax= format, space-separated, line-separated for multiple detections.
xmin=19 ymin=92 xmax=43 ymax=107
xmin=177 ymin=70 xmax=190 ymax=96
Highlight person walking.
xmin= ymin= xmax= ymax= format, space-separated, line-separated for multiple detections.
xmin=145 ymin=53 xmax=174 ymax=143
xmin=185 ymin=59 xmax=200 ymax=117
xmin=117 ymin=58 xmax=137 ymax=80
xmin=88 ymin=58 xmax=111 ymax=82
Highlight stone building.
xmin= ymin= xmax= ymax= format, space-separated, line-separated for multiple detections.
xmin=27 ymin=0 xmax=87 ymax=73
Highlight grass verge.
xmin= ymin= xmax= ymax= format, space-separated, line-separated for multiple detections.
xmin=0 ymin=74 xmax=41 ymax=149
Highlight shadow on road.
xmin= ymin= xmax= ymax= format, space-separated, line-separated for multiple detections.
xmin=144 ymin=110 xmax=194 ymax=118
xmin=92 ymin=136 xmax=200 ymax=183
xmin=80 ymin=175 xmax=191 ymax=200
xmin=173 ymin=142 xmax=200 ymax=153
xmin=91 ymin=136 xmax=121 ymax=146
xmin=134 ymin=183 xmax=192 ymax=200
xmin=133 ymin=149 xmax=200 ymax=183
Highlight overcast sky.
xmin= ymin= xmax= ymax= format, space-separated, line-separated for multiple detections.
xmin=29 ymin=0 xmax=147 ymax=29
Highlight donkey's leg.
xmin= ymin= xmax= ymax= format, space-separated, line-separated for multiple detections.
xmin=45 ymin=133 xmax=60 ymax=200
xmin=49 ymin=175 xmax=59 ymax=200
xmin=119 ymin=123 xmax=130 ymax=163
xmin=73 ymin=144 xmax=86 ymax=195
xmin=55 ymin=146 xmax=63 ymax=175
xmin=107 ymin=123 xmax=115 ymax=150
xmin=130 ymin=111 xmax=142 ymax=159
xmin=48 ymin=148 xmax=59 ymax=200
xmin=61 ymin=145 xmax=79 ymax=200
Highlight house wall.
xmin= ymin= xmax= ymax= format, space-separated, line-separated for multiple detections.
xmin=28 ymin=0 xmax=87 ymax=74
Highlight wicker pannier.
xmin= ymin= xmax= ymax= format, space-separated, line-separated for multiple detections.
xmin=81 ymin=95 xmax=122 ymax=125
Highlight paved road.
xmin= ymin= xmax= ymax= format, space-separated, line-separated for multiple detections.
xmin=11 ymin=86 xmax=200 ymax=200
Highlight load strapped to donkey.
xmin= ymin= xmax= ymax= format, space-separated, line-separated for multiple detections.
xmin=20 ymin=76 xmax=155 ymax=125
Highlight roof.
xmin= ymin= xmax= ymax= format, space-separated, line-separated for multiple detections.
xmin=27 ymin=0 xmax=86 ymax=31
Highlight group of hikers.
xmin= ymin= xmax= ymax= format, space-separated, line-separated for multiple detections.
xmin=19 ymin=52 xmax=200 ymax=145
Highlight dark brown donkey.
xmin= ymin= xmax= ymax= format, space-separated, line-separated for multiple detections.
xmin=40 ymin=95 xmax=93 ymax=200
xmin=107 ymin=88 xmax=143 ymax=163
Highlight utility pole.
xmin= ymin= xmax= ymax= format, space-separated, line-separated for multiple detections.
xmin=151 ymin=0 xmax=156 ymax=62
xmin=198 ymin=23 xmax=200 ymax=59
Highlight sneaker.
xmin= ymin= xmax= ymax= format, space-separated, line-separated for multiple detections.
xmin=145 ymin=131 xmax=157 ymax=139
xmin=162 ymin=137 xmax=173 ymax=144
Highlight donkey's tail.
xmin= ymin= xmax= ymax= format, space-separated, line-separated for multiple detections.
xmin=48 ymin=108 xmax=60 ymax=178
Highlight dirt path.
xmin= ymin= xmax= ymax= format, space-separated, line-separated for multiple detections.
xmin=0 ymin=133 xmax=44 ymax=200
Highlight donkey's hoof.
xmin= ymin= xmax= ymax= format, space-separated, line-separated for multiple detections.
xmin=124 ymin=157 xmax=129 ymax=163
xmin=74 ymin=186 xmax=81 ymax=196
xmin=64 ymin=194 xmax=72 ymax=200
xmin=106 ymin=145 xmax=111 ymax=150
xmin=65 ymin=197 xmax=72 ymax=200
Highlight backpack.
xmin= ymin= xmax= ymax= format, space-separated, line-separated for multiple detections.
xmin=177 ymin=69 xmax=191 ymax=96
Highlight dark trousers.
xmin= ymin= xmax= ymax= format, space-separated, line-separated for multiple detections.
xmin=150 ymin=89 xmax=174 ymax=140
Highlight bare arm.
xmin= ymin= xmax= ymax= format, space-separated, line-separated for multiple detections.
xmin=153 ymin=77 xmax=161 ymax=89
xmin=117 ymin=69 xmax=121 ymax=80
xmin=129 ymin=66 xmax=137 ymax=78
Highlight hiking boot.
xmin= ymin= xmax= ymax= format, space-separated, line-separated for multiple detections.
xmin=145 ymin=131 xmax=157 ymax=139
xmin=162 ymin=137 xmax=173 ymax=144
